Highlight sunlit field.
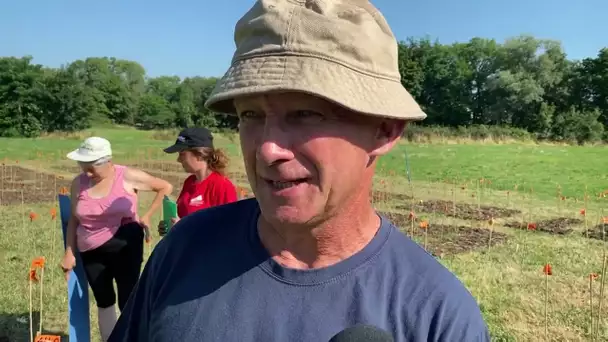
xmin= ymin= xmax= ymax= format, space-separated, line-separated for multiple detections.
xmin=1 ymin=126 xmax=606 ymax=341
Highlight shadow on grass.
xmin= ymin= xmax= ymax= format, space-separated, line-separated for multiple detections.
xmin=0 ymin=311 xmax=67 ymax=342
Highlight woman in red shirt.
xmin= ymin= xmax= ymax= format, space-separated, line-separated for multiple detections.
xmin=157 ymin=127 xmax=238 ymax=235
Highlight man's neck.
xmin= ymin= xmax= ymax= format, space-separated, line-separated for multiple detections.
xmin=258 ymin=199 xmax=381 ymax=270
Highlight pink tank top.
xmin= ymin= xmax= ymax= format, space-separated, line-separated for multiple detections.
xmin=75 ymin=164 xmax=139 ymax=252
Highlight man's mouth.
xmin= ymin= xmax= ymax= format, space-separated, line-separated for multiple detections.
xmin=265 ymin=179 xmax=308 ymax=190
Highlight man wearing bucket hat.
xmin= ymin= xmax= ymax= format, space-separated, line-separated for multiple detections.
xmin=110 ymin=1 xmax=490 ymax=341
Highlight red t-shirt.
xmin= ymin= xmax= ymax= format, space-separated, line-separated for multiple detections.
xmin=176 ymin=172 xmax=238 ymax=218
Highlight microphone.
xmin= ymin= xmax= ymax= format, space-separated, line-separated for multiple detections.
xmin=329 ymin=324 xmax=395 ymax=342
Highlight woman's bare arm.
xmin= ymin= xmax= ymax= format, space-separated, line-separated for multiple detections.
xmin=124 ymin=167 xmax=173 ymax=221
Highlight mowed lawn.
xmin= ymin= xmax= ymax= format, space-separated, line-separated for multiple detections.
xmin=0 ymin=126 xmax=607 ymax=341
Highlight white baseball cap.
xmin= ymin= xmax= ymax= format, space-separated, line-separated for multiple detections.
xmin=66 ymin=137 xmax=112 ymax=162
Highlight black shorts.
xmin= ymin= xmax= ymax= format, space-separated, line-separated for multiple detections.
xmin=80 ymin=222 xmax=144 ymax=310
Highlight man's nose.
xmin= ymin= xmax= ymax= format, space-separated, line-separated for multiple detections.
xmin=257 ymin=119 xmax=294 ymax=165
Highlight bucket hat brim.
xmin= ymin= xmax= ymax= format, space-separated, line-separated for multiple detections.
xmin=205 ymin=54 xmax=427 ymax=121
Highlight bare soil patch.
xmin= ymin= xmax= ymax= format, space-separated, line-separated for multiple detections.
xmin=371 ymin=190 xmax=411 ymax=203
xmin=397 ymin=199 xmax=521 ymax=221
xmin=380 ymin=211 xmax=508 ymax=257
xmin=0 ymin=166 xmax=70 ymax=205
xmin=583 ymin=224 xmax=607 ymax=241
xmin=503 ymin=217 xmax=582 ymax=235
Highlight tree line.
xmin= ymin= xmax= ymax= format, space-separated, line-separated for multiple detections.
xmin=1 ymin=34 xmax=607 ymax=144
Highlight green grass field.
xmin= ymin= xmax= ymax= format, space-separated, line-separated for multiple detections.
xmin=0 ymin=126 xmax=607 ymax=341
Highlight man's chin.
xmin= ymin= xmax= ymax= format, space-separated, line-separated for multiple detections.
xmin=258 ymin=202 xmax=316 ymax=227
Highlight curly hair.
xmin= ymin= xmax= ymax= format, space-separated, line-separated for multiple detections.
xmin=190 ymin=147 xmax=229 ymax=175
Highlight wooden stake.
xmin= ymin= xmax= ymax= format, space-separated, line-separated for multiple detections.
xmin=545 ymin=273 xmax=549 ymax=340
xmin=596 ymin=254 xmax=607 ymax=339
xmin=590 ymin=275 xmax=594 ymax=338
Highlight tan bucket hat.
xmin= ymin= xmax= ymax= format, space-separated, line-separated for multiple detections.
xmin=204 ymin=0 xmax=427 ymax=121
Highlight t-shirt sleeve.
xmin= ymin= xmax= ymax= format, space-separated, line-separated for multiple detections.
xmin=425 ymin=281 xmax=491 ymax=341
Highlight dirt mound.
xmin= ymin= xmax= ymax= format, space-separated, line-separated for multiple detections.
xmin=504 ymin=217 xmax=582 ymax=235
xmin=380 ymin=211 xmax=508 ymax=257
xmin=0 ymin=164 xmax=251 ymax=207
xmin=0 ymin=166 xmax=70 ymax=205
xmin=371 ymin=190 xmax=411 ymax=203
xmin=396 ymin=199 xmax=520 ymax=221
xmin=583 ymin=224 xmax=607 ymax=241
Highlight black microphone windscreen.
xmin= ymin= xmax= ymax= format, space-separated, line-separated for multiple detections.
xmin=329 ymin=324 xmax=394 ymax=342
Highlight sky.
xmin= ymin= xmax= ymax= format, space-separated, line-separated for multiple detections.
xmin=1 ymin=0 xmax=606 ymax=78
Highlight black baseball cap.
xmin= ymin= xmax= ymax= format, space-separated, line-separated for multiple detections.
xmin=163 ymin=127 xmax=214 ymax=153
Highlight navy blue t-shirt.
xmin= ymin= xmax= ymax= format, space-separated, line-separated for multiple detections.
xmin=109 ymin=198 xmax=490 ymax=342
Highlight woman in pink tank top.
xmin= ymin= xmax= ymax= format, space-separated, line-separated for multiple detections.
xmin=59 ymin=137 xmax=173 ymax=342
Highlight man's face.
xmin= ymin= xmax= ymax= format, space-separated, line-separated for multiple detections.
xmin=235 ymin=92 xmax=404 ymax=227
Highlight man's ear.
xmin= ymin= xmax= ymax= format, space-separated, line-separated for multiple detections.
xmin=369 ymin=119 xmax=407 ymax=157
